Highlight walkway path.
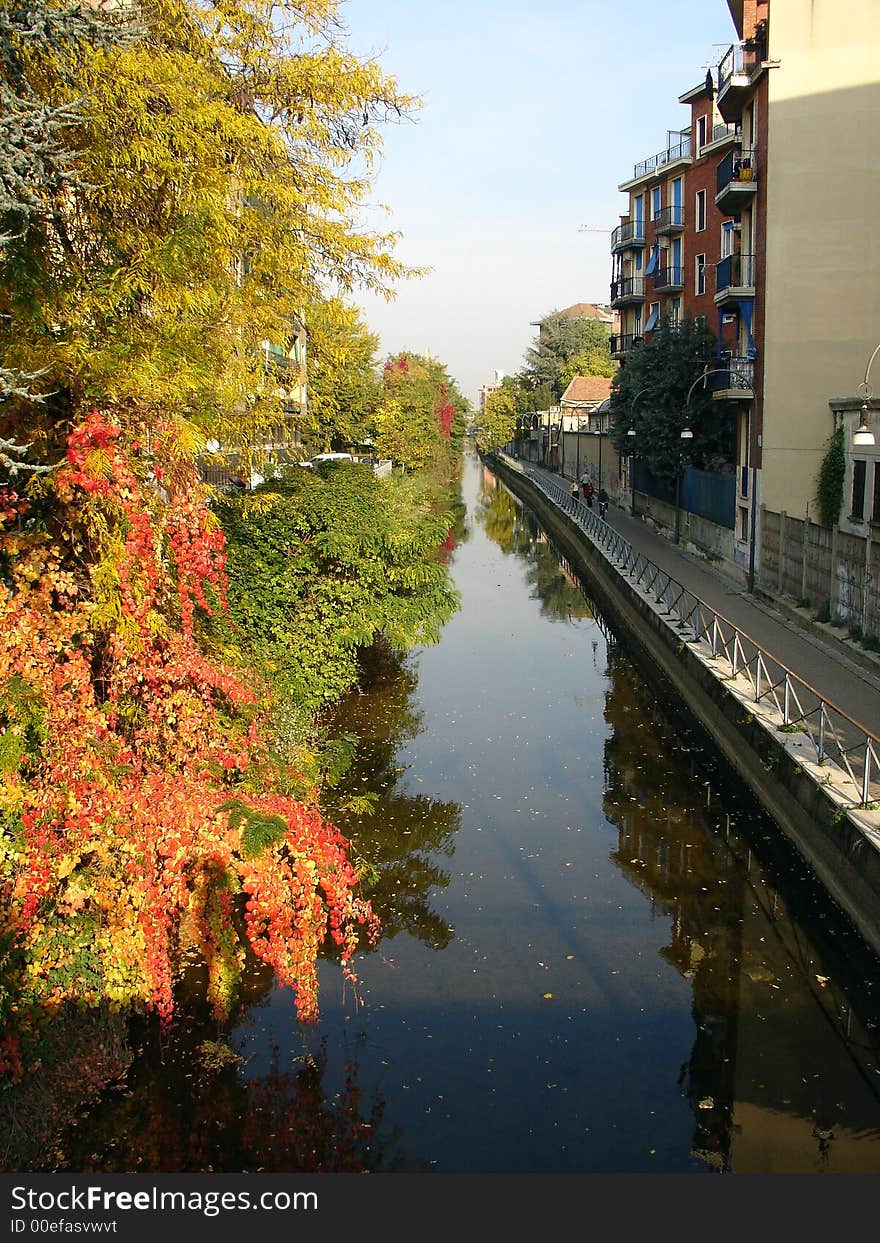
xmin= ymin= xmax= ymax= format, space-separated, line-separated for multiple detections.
xmin=520 ymin=458 xmax=880 ymax=738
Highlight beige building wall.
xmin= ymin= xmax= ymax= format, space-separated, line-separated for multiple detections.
xmin=761 ymin=0 xmax=880 ymax=518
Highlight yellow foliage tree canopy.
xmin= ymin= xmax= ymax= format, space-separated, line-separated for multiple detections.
xmin=1 ymin=0 xmax=418 ymax=444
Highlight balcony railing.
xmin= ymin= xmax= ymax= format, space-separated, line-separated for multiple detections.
xmin=718 ymin=41 xmax=760 ymax=95
xmin=716 ymin=253 xmax=756 ymax=295
xmin=652 ymin=265 xmax=684 ymax=291
xmin=711 ymin=355 xmax=755 ymax=393
xmin=710 ymin=122 xmax=739 ymax=144
xmin=632 ymin=131 xmax=692 ymax=180
xmin=610 ymin=276 xmax=646 ymax=304
xmin=652 ymin=204 xmax=685 ymax=233
xmin=716 ymin=147 xmax=757 ymax=197
xmin=610 ymin=333 xmax=644 ymax=355
xmin=611 ymin=220 xmax=646 ymax=250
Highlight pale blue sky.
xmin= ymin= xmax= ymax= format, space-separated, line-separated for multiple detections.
xmin=341 ymin=0 xmax=737 ymax=405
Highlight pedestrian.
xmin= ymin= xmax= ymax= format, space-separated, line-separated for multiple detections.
xmin=570 ymin=481 xmax=580 ymax=504
xmin=584 ymin=480 xmax=595 ymax=509
xmin=597 ymin=486 xmax=608 ymax=518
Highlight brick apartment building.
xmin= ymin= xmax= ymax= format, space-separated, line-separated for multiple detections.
xmin=610 ymin=0 xmax=880 ymax=621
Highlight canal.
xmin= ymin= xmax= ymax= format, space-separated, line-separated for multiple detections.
xmin=52 ymin=448 xmax=880 ymax=1173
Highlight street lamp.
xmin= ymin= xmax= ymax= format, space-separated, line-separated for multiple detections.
xmin=674 ymin=426 xmax=694 ymax=545
xmin=624 ymin=386 xmax=652 ymax=514
xmin=854 ymin=343 xmax=879 ymax=446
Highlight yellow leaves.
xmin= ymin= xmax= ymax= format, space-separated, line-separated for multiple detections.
xmin=56 ymin=855 xmax=79 ymax=880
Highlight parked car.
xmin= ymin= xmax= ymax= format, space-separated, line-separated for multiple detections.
xmin=298 ymin=452 xmax=355 ymax=468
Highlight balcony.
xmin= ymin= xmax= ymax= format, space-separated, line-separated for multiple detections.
xmin=611 ymin=220 xmax=646 ymax=252
xmin=715 ymin=253 xmax=756 ymax=304
xmin=652 ymin=204 xmax=685 ymax=236
xmin=621 ymin=130 xmax=692 ymax=188
xmin=652 ymin=265 xmax=684 ymax=292
xmin=610 ymin=333 xmax=644 ymax=359
xmin=711 ymin=355 xmax=755 ymax=399
xmin=610 ymin=276 xmax=646 ymax=307
xmin=715 ymin=147 xmax=757 ymax=215
xmin=717 ymin=38 xmax=764 ymax=121
xmin=633 ymin=132 xmax=691 ymax=180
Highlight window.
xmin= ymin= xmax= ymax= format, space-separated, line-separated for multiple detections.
xmin=634 ymin=193 xmax=644 ymax=228
xmin=695 ymin=253 xmax=706 ymax=295
xmin=652 ymin=186 xmax=662 ymax=220
xmin=697 ymin=115 xmax=707 ymax=150
xmin=695 ymin=189 xmax=707 ymax=232
xmin=721 ymin=219 xmax=735 ymax=257
xmin=635 ymin=249 xmax=643 ymax=271
xmin=874 ymin=463 xmax=880 ymax=524
xmin=852 ymin=459 xmax=867 ymax=521
xmin=739 ymin=506 xmax=749 ymax=542
xmin=645 ymin=303 xmax=660 ymax=333
xmin=634 ymin=308 xmax=643 ymax=336
xmin=671 ymin=297 xmax=681 ymax=324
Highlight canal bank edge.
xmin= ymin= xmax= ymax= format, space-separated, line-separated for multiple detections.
xmin=487 ymin=452 xmax=880 ymax=961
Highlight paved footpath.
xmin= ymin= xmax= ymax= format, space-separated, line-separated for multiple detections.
xmin=520 ymin=459 xmax=880 ymax=738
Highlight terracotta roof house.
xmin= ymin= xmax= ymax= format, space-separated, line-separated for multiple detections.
xmin=560 ymin=375 xmax=614 ymax=407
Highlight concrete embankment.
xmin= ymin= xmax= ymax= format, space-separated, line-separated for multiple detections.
xmin=490 ymin=453 xmax=880 ymax=960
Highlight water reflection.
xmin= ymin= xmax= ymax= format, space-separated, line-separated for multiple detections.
xmin=485 ymin=460 xmax=880 ymax=1172
xmin=478 ymin=469 xmax=594 ymax=623
xmin=323 ymin=641 xmax=462 ymax=953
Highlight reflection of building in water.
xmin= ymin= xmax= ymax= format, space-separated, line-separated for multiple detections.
xmin=602 ymin=646 xmax=880 ymax=1172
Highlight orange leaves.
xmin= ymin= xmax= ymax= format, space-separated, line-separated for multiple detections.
xmin=1 ymin=407 xmax=375 ymax=1045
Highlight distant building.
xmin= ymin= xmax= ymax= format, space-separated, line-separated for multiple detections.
xmin=478 ymin=369 xmax=505 ymax=416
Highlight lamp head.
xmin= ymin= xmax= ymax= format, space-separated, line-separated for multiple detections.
xmin=627 ymin=426 xmax=636 ymax=438
xmin=680 ymin=426 xmax=694 ymax=440
xmin=853 ymin=402 xmax=875 ymax=446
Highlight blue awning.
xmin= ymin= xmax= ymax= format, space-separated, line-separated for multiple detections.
xmin=738 ymin=299 xmax=755 ymax=354
xmin=645 ymin=244 xmax=659 ymax=276
xmin=644 ymin=306 xmax=660 ymax=332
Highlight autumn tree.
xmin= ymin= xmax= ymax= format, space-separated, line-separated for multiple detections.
xmin=372 ymin=353 xmax=467 ymax=473
xmin=304 ymin=299 xmax=380 ymax=453
xmin=0 ymin=0 xmax=417 ymax=454
xmin=475 ymin=384 xmax=516 ymax=454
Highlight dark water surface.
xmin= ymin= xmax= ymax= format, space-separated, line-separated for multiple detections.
xmin=62 ymin=449 xmax=880 ymax=1173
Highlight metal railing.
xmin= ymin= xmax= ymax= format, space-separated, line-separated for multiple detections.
xmin=711 ymin=355 xmax=755 ymax=391
xmin=653 ymin=265 xmax=685 ymax=291
xmin=710 ymin=121 xmax=739 ymax=145
xmin=652 ymin=204 xmax=685 ymax=232
xmin=610 ymin=333 xmax=644 ymax=355
xmin=633 ymin=132 xmax=692 ymax=180
xmin=611 ymin=220 xmax=645 ymax=249
xmin=716 ymin=146 xmax=757 ymax=196
xmin=716 ymin=252 xmax=756 ymax=294
xmin=718 ymin=41 xmax=761 ymax=96
xmin=610 ymin=276 xmax=646 ymax=304
xmin=502 ymin=456 xmax=880 ymax=809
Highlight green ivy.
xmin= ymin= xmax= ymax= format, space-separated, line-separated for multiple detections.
xmin=816 ymin=424 xmax=846 ymax=529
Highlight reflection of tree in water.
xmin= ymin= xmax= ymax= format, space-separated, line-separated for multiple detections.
xmin=600 ymin=645 xmax=743 ymax=1171
xmin=44 ymin=987 xmax=407 ymax=1172
xmin=322 ymin=640 xmax=462 ymax=953
xmin=477 ymin=471 xmax=594 ymax=623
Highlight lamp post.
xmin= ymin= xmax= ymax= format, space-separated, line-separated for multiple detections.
xmin=625 ymin=386 xmax=652 ymax=515
xmin=854 ymin=343 xmax=879 ymax=446
xmin=673 ymin=426 xmax=694 ymax=545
